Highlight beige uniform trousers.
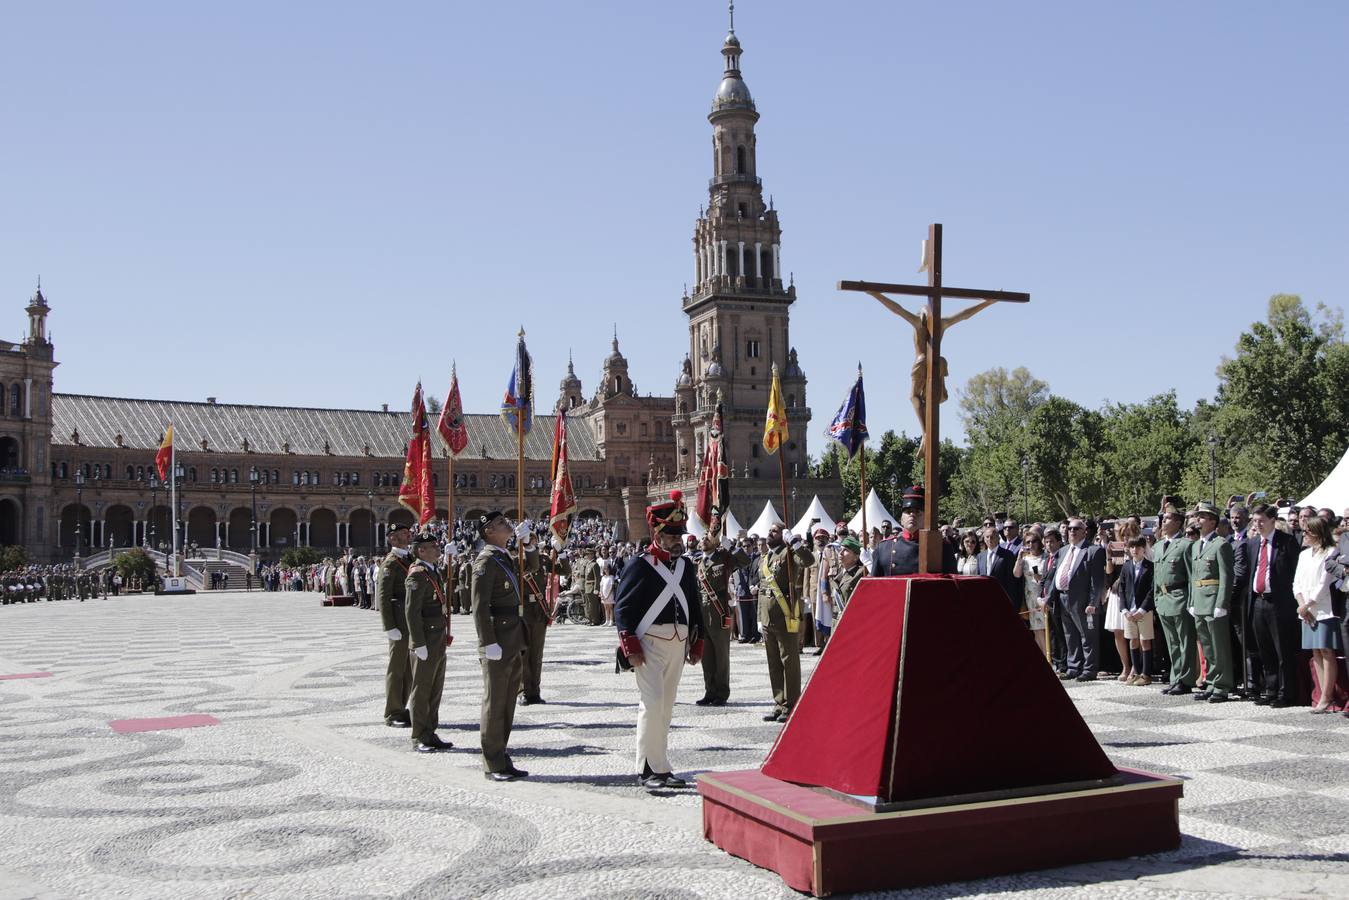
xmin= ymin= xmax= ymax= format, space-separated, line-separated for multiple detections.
xmin=634 ymin=622 xmax=688 ymax=774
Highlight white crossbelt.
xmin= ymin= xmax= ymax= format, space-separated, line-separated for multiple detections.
xmin=635 ymin=556 xmax=689 ymax=639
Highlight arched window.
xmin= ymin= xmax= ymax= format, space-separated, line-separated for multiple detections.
xmin=292 ymin=471 xmax=300 ymax=486
xmin=230 ymin=468 xmax=238 ymax=483
xmin=83 ymin=463 xmax=91 ymax=478
xmin=126 ymin=465 xmax=135 ymax=480
xmin=272 ymin=469 xmax=279 ymax=484
xmin=104 ymin=464 xmax=111 ymax=479
xmin=751 ymin=443 xmax=760 ymax=458
xmin=9 ymin=384 xmax=21 ymax=416
xmin=59 ymin=462 xmax=67 ymax=479
xmin=211 ymin=468 xmax=219 ymax=484
xmin=351 ymin=472 xmax=359 ymax=486
xmin=188 ymin=467 xmax=197 ymax=482
xmin=735 ymin=145 xmax=747 ymax=174
xmin=136 ymin=466 xmax=144 ymax=480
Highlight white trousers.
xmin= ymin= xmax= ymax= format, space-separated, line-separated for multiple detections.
xmin=634 ymin=622 xmax=687 ymax=774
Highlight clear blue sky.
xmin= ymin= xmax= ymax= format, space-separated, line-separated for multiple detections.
xmin=3 ymin=1 xmax=1346 ymax=450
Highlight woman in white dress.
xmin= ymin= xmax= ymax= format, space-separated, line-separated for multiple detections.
xmin=1295 ymin=517 xmax=1341 ymax=713
xmin=956 ymin=532 xmax=981 ymax=576
xmin=598 ymin=547 xmax=617 ymax=625
xmin=1013 ymin=534 xmax=1048 ymax=656
xmin=1103 ymin=520 xmax=1138 ymax=682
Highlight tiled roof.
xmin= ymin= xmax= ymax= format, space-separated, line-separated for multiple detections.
xmin=50 ymin=394 xmax=599 ymax=461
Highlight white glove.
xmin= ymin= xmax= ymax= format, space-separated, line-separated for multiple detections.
xmin=721 ymin=537 xmax=734 ymax=551
xmin=1187 ymin=607 xmax=1195 ymax=616
xmin=483 ymin=642 xmax=503 ymax=661
xmin=385 ymin=628 xmax=402 ymax=641
xmin=413 ymin=645 xmax=428 ymax=661
xmin=786 ymin=531 xmax=802 ymax=548
xmin=444 ymin=543 xmax=458 ymax=559
xmin=1214 ymin=607 xmax=1228 ymax=618
xmin=514 ymin=521 xmax=532 ymax=544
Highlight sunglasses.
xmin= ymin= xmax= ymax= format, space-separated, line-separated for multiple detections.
xmin=1068 ymin=525 xmax=1085 ymax=531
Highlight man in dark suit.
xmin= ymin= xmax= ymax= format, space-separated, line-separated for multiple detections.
xmin=977 ymin=521 xmax=1023 ymax=611
xmin=1045 ymin=517 xmax=1106 ymax=681
xmin=1245 ymin=504 xmax=1302 ymax=707
xmin=1039 ymin=528 xmax=1068 ymax=674
xmin=1227 ymin=505 xmax=1259 ymax=698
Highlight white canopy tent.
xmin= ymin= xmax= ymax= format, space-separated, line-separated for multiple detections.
xmin=723 ymin=509 xmax=745 ymax=538
xmin=792 ymin=495 xmax=837 ymax=537
xmin=847 ymin=488 xmax=899 ymax=534
xmin=1297 ymin=446 xmax=1349 ymax=513
xmin=684 ymin=511 xmax=707 ymax=540
xmin=747 ymin=501 xmax=786 ymax=538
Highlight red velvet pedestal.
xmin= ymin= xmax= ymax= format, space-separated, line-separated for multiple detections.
xmin=698 ymin=767 xmax=1182 ymax=896
xmin=322 ymin=594 xmax=356 ymax=607
xmin=698 ymin=575 xmax=1183 ymax=895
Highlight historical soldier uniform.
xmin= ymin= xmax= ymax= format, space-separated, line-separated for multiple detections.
xmin=757 ymin=523 xmax=816 ymax=723
xmin=1153 ymin=505 xmax=1198 ymax=694
xmin=830 ymin=536 xmax=868 ymax=612
xmin=615 ymin=490 xmax=705 ymax=790
xmin=1188 ymin=502 xmax=1235 ymax=702
xmin=405 ymin=530 xmax=454 ymax=752
xmin=519 ymin=549 xmax=567 ymax=705
xmin=471 ymin=511 xmax=536 ymax=781
xmin=869 ymin=486 xmax=957 ymax=576
xmin=694 ymin=535 xmax=751 ymax=706
xmin=377 ymin=523 xmax=414 ymax=727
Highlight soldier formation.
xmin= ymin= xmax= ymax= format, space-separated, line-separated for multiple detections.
xmin=1 ymin=565 xmax=119 ymax=604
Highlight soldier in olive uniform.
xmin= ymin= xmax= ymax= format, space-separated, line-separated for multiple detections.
xmin=472 ymin=511 xmax=536 ymax=781
xmin=757 ymin=522 xmax=816 ymax=723
xmin=830 ymin=536 xmax=867 ymax=613
xmin=377 ymin=522 xmax=414 ymax=727
xmin=572 ymin=546 xmax=602 ymax=625
xmin=519 ymin=546 xmax=567 ymax=705
xmin=1153 ymin=504 xmax=1198 ymax=694
xmin=453 ymin=549 xmax=474 ymax=614
xmin=1188 ymin=502 xmax=1235 ymax=702
xmin=406 ymin=529 xmax=455 ymax=752
xmin=694 ymin=528 xmax=751 ymax=706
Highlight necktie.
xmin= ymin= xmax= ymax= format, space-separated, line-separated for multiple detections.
xmin=1162 ymin=539 xmax=1170 ymax=555
xmin=1056 ymin=546 xmax=1075 ymax=591
xmin=1255 ymin=537 xmax=1269 ymax=594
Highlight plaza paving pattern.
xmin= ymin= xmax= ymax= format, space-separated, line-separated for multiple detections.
xmin=2 ymin=591 xmax=1347 ymax=899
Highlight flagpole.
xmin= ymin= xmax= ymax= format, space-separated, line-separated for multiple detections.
xmin=170 ymin=431 xmax=179 ymax=577
xmin=859 ymin=448 xmax=869 ymax=548
xmin=447 ymin=450 xmax=455 ymax=599
xmin=777 ymin=446 xmax=797 ymax=624
xmin=516 ymin=406 xmax=526 ymax=603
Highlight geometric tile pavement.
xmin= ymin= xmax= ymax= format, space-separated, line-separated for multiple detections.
xmin=2 ymin=591 xmax=1347 ymax=898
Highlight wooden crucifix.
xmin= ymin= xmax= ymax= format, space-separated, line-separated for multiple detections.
xmin=839 ymin=223 xmax=1030 ymax=574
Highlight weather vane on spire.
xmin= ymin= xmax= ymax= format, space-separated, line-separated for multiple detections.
xmin=729 ymin=1 xmax=735 ymax=34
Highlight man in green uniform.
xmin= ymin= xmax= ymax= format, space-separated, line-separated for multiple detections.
xmin=406 ymin=529 xmax=454 ymax=752
xmin=829 ymin=536 xmax=867 ymax=613
xmin=756 ymin=522 xmax=816 ymax=723
xmin=519 ymin=546 xmax=567 ymax=705
xmin=472 ymin=511 xmax=535 ymax=781
xmin=453 ymin=547 xmax=473 ymax=614
xmin=377 ymin=522 xmax=414 ymax=727
xmin=1154 ymin=503 xmax=1198 ymax=695
xmin=1188 ymin=502 xmax=1235 ymax=703
xmin=572 ymin=545 xmax=602 ymax=625
xmin=694 ymin=529 xmax=751 ymax=707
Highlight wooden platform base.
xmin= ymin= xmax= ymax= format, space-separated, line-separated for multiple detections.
xmin=322 ymin=594 xmax=356 ymax=607
xmin=698 ymin=768 xmax=1182 ymax=897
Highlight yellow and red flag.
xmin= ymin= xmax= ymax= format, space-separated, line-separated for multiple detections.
xmin=398 ymin=382 xmax=435 ymax=525
xmin=155 ymin=425 xmax=173 ymax=481
xmin=763 ymin=364 xmax=788 ymax=454
xmin=548 ymin=408 xmax=577 ymax=546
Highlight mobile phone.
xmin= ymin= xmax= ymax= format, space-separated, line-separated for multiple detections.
xmin=1251 ymin=491 xmax=1267 ymax=500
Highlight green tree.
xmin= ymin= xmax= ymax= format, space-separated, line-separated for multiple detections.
xmin=952 ymin=367 xmax=1051 ymax=521
xmin=1098 ymin=391 xmax=1196 ymax=514
xmin=1207 ymin=295 xmax=1349 ymax=498
xmin=113 ymin=548 xmax=158 ymax=586
xmin=280 ymin=547 xmax=322 ymax=568
xmin=0 ymin=545 xmax=28 ymax=571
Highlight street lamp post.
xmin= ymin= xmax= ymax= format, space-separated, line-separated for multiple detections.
xmin=148 ymin=473 xmax=159 ymax=550
xmin=366 ymin=490 xmax=375 ymax=550
xmin=1207 ymin=434 xmax=1219 ymax=506
xmin=1021 ymin=455 xmax=1031 ymax=523
xmin=249 ymin=466 xmax=259 ymax=552
xmin=74 ymin=467 xmax=85 ymax=570
xmin=790 ymin=485 xmax=797 ymax=524
xmin=175 ymin=462 xmax=186 ymax=567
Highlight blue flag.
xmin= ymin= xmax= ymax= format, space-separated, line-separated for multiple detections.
xmin=500 ymin=329 xmax=533 ymax=435
xmin=826 ymin=365 xmax=868 ymax=459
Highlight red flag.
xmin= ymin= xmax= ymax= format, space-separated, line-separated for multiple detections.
xmin=436 ymin=365 xmax=469 ymax=457
xmin=398 ymin=382 xmax=435 ymax=525
xmin=155 ymin=425 xmax=174 ymax=482
xmin=548 ymin=409 xmax=577 ymax=546
xmin=696 ymin=400 xmax=730 ymax=536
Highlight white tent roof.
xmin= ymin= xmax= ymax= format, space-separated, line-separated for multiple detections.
xmin=792 ymin=495 xmax=837 ymax=537
xmin=684 ymin=512 xmax=707 ymax=540
xmin=1297 ymin=446 xmax=1349 ymax=513
xmin=847 ymin=488 xmax=899 ymax=534
xmin=747 ymin=501 xmax=786 ymax=538
xmin=723 ymin=509 xmax=745 ymax=538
